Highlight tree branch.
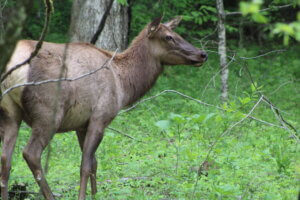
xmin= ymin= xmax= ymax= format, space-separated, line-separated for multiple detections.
xmin=226 ymin=4 xmax=293 ymax=16
xmin=90 ymin=0 xmax=114 ymax=44
xmin=1 ymin=49 xmax=118 ymax=99
xmin=0 ymin=0 xmax=52 ymax=83
xmin=192 ymin=95 xmax=264 ymax=198
xmin=120 ymin=89 xmax=285 ymax=130
xmin=107 ymin=127 xmax=144 ymax=143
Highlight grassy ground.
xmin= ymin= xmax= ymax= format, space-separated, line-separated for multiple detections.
xmin=4 ymin=44 xmax=300 ymax=199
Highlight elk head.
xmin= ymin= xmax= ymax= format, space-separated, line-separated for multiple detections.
xmin=147 ymin=16 xmax=208 ymax=66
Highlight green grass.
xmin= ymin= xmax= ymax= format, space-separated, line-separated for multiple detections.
xmin=4 ymin=44 xmax=300 ymax=199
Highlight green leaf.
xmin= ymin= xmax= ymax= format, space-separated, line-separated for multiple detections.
xmin=252 ymin=13 xmax=268 ymax=23
xmin=155 ymin=120 xmax=170 ymax=130
xmin=117 ymin=0 xmax=128 ymax=5
xmin=169 ymin=113 xmax=185 ymax=124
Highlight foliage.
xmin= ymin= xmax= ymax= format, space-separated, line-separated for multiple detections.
xmin=21 ymin=0 xmax=72 ymax=42
xmin=239 ymin=0 xmax=300 ymax=45
xmin=130 ymin=0 xmax=219 ymax=40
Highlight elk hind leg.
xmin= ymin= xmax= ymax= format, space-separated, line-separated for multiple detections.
xmin=78 ymin=120 xmax=106 ymax=200
xmin=76 ymin=129 xmax=98 ymax=196
xmin=0 ymin=98 xmax=22 ymax=200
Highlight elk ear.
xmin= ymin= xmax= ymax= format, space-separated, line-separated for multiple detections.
xmin=147 ymin=16 xmax=163 ymax=38
xmin=164 ymin=16 xmax=182 ymax=30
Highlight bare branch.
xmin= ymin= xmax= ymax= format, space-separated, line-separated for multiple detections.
xmin=107 ymin=127 xmax=145 ymax=143
xmin=226 ymin=4 xmax=293 ymax=16
xmin=243 ymin=62 xmax=298 ymax=137
xmin=1 ymin=50 xmax=118 ymax=99
xmin=192 ymin=95 xmax=264 ymax=198
xmin=0 ymin=0 xmax=53 ymax=83
xmin=262 ymin=96 xmax=299 ymax=142
xmin=239 ymin=49 xmax=286 ymax=60
xmin=269 ymin=80 xmax=298 ymax=95
xmin=201 ymin=53 xmax=236 ymax=97
xmin=121 ymin=89 xmax=285 ymax=129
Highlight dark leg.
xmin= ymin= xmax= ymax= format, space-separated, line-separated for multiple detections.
xmin=76 ymin=129 xmax=98 ymax=196
xmin=0 ymin=119 xmax=20 ymax=200
xmin=22 ymin=125 xmax=55 ymax=200
xmin=78 ymin=121 xmax=104 ymax=200
xmin=0 ymin=99 xmax=21 ymax=200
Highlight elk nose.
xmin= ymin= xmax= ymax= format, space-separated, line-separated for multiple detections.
xmin=200 ymin=52 xmax=208 ymax=61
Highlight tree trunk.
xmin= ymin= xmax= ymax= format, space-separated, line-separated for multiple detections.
xmin=70 ymin=0 xmax=129 ymax=51
xmin=216 ymin=0 xmax=228 ymax=103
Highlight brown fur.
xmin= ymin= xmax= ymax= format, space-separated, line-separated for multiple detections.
xmin=0 ymin=17 xmax=207 ymax=200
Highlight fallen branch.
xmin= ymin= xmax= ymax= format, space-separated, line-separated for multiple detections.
xmin=107 ymin=127 xmax=145 ymax=143
xmin=98 ymin=176 xmax=149 ymax=185
xmin=262 ymin=96 xmax=299 ymax=142
xmin=120 ymin=89 xmax=285 ymax=130
xmin=243 ymin=62 xmax=298 ymax=138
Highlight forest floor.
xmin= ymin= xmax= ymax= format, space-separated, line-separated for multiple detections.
xmin=4 ymin=44 xmax=300 ymax=199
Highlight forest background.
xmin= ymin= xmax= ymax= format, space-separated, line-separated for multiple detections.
xmin=0 ymin=0 xmax=299 ymax=199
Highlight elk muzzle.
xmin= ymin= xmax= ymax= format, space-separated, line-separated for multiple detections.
xmin=186 ymin=49 xmax=208 ymax=66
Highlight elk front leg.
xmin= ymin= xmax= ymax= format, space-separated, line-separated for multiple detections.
xmin=22 ymin=126 xmax=55 ymax=200
xmin=78 ymin=120 xmax=106 ymax=200
xmin=76 ymin=129 xmax=98 ymax=196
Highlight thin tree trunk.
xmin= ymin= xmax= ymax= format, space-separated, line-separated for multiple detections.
xmin=216 ymin=0 xmax=228 ymax=102
xmin=70 ymin=0 xmax=129 ymax=51
xmin=238 ymin=18 xmax=244 ymax=49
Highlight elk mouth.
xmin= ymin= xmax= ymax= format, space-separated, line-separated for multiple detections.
xmin=190 ymin=59 xmax=204 ymax=66
xmin=186 ymin=51 xmax=207 ymax=66
xmin=189 ymin=59 xmax=206 ymax=67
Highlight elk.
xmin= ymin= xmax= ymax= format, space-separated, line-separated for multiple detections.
xmin=0 ymin=16 xmax=207 ymax=200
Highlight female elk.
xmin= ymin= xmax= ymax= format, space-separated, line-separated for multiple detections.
xmin=0 ymin=16 xmax=207 ymax=200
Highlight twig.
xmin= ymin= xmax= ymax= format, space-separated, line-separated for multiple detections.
xmin=243 ymin=62 xmax=298 ymax=136
xmin=239 ymin=49 xmax=286 ymax=60
xmin=1 ymin=50 xmax=118 ymax=98
xmin=107 ymin=127 xmax=144 ymax=143
xmin=226 ymin=4 xmax=293 ymax=16
xmin=201 ymin=53 xmax=236 ymax=97
xmin=121 ymin=90 xmax=218 ymax=113
xmin=192 ymin=96 xmax=264 ymax=198
xmin=0 ymin=0 xmax=53 ymax=83
xmin=120 ymin=89 xmax=285 ymax=130
xmin=262 ymin=96 xmax=299 ymax=142
xmin=203 ymin=48 xmax=286 ymax=62
xmin=98 ymin=176 xmax=149 ymax=185
xmin=269 ymin=80 xmax=296 ymax=95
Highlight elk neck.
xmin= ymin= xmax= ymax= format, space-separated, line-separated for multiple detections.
xmin=113 ymin=29 xmax=163 ymax=107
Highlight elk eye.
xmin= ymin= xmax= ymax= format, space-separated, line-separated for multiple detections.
xmin=165 ymin=35 xmax=173 ymax=41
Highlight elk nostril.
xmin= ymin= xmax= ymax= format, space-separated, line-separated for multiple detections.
xmin=200 ymin=52 xmax=207 ymax=60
